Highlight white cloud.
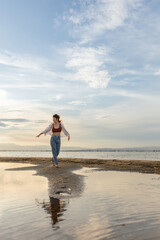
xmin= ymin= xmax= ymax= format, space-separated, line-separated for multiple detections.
xmin=113 ymin=69 xmax=139 ymax=77
xmin=107 ymin=88 xmax=149 ymax=99
xmin=154 ymin=71 xmax=160 ymax=76
xmin=0 ymin=46 xmax=111 ymax=89
xmin=0 ymin=89 xmax=8 ymax=101
xmin=66 ymin=0 xmax=143 ymax=41
xmin=0 ymin=89 xmax=24 ymax=109
xmin=65 ymin=45 xmax=111 ymax=88
xmin=0 ymin=83 xmax=56 ymax=89
xmin=87 ymin=88 xmax=159 ymax=102
xmin=0 ymin=50 xmax=66 ymax=91
xmin=0 ymin=50 xmax=60 ymax=82
xmin=55 ymin=94 xmax=63 ymax=100
xmin=0 ymin=89 xmax=31 ymax=114
xmin=69 ymin=100 xmax=86 ymax=105
xmin=0 ymin=50 xmax=42 ymax=71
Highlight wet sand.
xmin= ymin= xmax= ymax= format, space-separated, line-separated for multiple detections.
xmin=1 ymin=156 xmax=160 ymax=173
xmin=1 ymin=157 xmax=160 ymax=198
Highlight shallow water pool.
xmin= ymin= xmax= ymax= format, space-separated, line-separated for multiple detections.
xmin=1 ymin=163 xmax=160 ymax=240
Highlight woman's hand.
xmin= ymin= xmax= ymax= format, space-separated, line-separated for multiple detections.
xmin=68 ymin=135 xmax=70 ymax=141
xmin=36 ymin=133 xmax=42 ymax=138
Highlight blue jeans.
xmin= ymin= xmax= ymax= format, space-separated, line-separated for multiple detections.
xmin=50 ymin=135 xmax=61 ymax=165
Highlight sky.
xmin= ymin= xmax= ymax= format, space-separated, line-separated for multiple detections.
xmin=0 ymin=0 xmax=160 ymax=149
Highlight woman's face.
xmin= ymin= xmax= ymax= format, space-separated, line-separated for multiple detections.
xmin=53 ymin=117 xmax=58 ymax=123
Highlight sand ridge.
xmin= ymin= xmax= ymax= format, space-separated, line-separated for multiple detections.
xmin=1 ymin=156 xmax=160 ymax=174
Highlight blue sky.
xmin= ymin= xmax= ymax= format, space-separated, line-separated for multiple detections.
xmin=0 ymin=0 xmax=160 ymax=148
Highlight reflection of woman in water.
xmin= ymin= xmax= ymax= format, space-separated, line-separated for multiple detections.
xmin=36 ymin=114 xmax=70 ymax=167
xmin=36 ymin=197 xmax=67 ymax=228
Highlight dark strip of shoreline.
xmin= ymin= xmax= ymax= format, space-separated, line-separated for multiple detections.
xmin=1 ymin=157 xmax=160 ymax=174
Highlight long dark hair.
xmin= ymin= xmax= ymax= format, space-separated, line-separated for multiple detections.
xmin=53 ymin=114 xmax=61 ymax=123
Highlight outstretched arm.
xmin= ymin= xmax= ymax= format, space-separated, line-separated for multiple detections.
xmin=36 ymin=123 xmax=52 ymax=137
xmin=36 ymin=132 xmax=43 ymax=137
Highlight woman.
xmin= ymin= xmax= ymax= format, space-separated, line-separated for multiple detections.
xmin=36 ymin=114 xmax=70 ymax=167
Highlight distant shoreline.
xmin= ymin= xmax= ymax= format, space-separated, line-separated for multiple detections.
xmin=1 ymin=157 xmax=160 ymax=175
xmin=0 ymin=149 xmax=160 ymax=152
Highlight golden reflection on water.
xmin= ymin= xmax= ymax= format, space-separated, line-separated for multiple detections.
xmin=0 ymin=162 xmax=68 ymax=239
xmin=0 ymin=163 xmax=48 ymax=200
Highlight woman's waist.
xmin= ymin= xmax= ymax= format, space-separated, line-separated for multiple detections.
xmin=51 ymin=133 xmax=61 ymax=137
